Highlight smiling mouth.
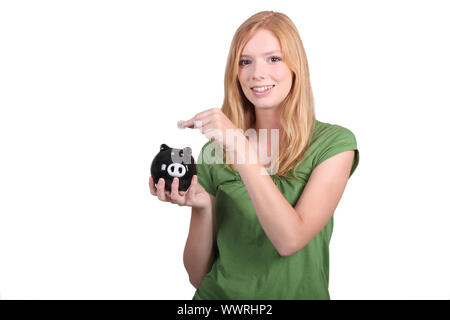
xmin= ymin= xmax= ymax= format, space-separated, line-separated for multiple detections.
xmin=251 ymin=85 xmax=275 ymax=92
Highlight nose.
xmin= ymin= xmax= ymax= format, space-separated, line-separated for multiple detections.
xmin=251 ymin=59 xmax=267 ymax=80
xmin=167 ymin=163 xmax=187 ymax=178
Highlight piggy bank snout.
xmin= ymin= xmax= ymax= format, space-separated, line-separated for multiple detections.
xmin=167 ymin=163 xmax=186 ymax=178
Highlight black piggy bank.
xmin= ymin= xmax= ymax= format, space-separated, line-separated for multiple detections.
xmin=150 ymin=144 xmax=197 ymax=192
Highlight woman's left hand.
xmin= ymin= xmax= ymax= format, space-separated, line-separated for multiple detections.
xmin=182 ymin=108 xmax=247 ymax=153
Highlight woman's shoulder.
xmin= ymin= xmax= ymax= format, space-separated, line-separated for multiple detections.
xmin=308 ymin=119 xmax=359 ymax=177
xmin=312 ymin=119 xmax=357 ymax=145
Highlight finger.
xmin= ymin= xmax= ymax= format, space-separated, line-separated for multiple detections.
xmin=191 ymin=174 xmax=198 ymax=186
xmin=185 ymin=175 xmax=196 ymax=193
xmin=200 ymin=125 xmax=222 ymax=143
xmin=156 ymin=178 xmax=168 ymax=201
xmin=199 ymin=123 xmax=220 ymax=135
xmin=182 ymin=118 xmax=195 ymax=129
xmin=149 ymin=176 xmax=157 ymax=195
xmin=183 ymin=118 xmax=206 ymax=129
xmin=183 ymin=108 xmax=218 ymax=128
xmin=170 ymin=177 xmax=184 ymax=204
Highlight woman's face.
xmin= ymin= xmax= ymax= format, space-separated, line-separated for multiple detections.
xmin=238 ymin=28 xmax=293 ymax=110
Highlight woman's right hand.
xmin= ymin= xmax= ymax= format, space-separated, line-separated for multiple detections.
xmin=149 ymin=175 xmax=212 ymax=210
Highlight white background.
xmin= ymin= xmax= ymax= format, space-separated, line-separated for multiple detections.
xmin=0 ymin=0 xmax=449 ymax=299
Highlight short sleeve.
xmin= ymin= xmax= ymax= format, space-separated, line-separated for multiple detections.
xmin=196 ymin=141 xmax=217 ymax=196
xmin=313 ymin=125 xmax=360 ymax=178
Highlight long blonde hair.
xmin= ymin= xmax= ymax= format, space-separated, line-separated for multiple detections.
xmin=221 ymin=10 xmax=316 ymax=179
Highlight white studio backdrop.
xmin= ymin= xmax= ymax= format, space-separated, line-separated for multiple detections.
xmin=0 ymin=0 xmax=449 ymax=299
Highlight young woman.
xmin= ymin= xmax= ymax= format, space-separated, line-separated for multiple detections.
xmin=149 ymin=11 xmax=359 ymax=300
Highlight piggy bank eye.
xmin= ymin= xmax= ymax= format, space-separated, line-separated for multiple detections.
xmin=179 ymin=150 xmax=184 ymax=157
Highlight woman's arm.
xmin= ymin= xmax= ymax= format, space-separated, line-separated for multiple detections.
xmin=183 ymin=194 xmax=216 ymax=288
xmin=182 ymin=108 xmax=354 ymax=257
xmin=235 ymin=138 xmax=355 ymax=257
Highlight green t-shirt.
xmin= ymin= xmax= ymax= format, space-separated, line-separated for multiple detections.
xmin=192 ymin=119 xmax=359 ymax=300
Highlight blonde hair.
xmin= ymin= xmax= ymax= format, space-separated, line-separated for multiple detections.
xmin=220 ymin=10 xmax=316 ymax=179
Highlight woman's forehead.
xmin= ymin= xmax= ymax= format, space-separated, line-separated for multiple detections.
xmin=241 ymin=29 xmax=281 ymax=56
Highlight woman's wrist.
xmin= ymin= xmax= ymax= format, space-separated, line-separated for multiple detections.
xmin=192 ymin=202 xmax=212 ymax=213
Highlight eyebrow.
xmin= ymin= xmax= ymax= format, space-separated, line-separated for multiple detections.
xmin=240 ymin=50 xmax=282 ymax=58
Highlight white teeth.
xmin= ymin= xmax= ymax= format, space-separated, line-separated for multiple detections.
xmin=252 ymin=85 xmax=274 ymax=92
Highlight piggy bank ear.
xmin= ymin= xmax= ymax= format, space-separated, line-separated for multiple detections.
xmin=160 ymin=144 xmax=170 ymax=151
xmin=183 ymin=147 xmax=192 ymax=157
